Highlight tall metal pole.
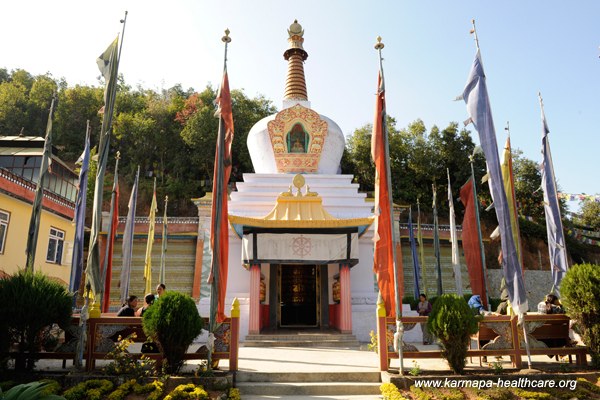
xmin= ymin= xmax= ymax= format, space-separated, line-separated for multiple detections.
xmin=208 ymin=28 xmax=231 ymax=371
xmin=375 ymin=36 xmax=403 ymax=376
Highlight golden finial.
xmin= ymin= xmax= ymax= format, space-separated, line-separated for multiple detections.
xmin=116 ymin=151 xmax=121 ymax=160
xmin=288 ymin=19 xmax=304 ymax=39
xmin=374 ymin=36 xmax=384 ymax=50
xmin=222 ymin=28 xmax=231 ymax=43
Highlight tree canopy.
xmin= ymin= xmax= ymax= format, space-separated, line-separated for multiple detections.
xmin=0 ymin=66 xmax=581 ymax=232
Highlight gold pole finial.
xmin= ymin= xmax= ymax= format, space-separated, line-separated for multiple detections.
xmin=374 ymin=36 xmax=384 ymax=50
xmin=116 ymin=151 xmax=121 ymax=160
xmin=222 ymin=28 xmax=232 ymax=43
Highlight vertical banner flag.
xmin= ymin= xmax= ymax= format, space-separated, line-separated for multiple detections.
xmin=69 ymin=125 xmax=91 ymax=295
xmin=144 ymin=178 xmax=158 ymax=295
xmin=371 ymin=63 xmax=396 ymax=317
xmin=101 ymin=154 xmax=120 ymax=312
xmin=417 ymin=200 xmax=427 ymax=294
xmin=539 ymin=95 xmax=568 ymax=293
xmin=460 ymin=49 xmax=528 ymax=314
xmin=460 ymin=178 xmax=488 ymax=306
xmin=432 ymin=184 xmax=443 ymax=296
xmin=86 ymin=36 xmax=120 ymax=299
xmin=160 ymin=196 xmax=168 ymax=286
xmin=447 ymin=170 xmax=463 ymax=296
xmin=500 ymin=136 xmax=523 ymax=267
xmin=119 ymin=166 xmax=139 ymax=305
xmin=25 ymin=94 xmax=57 ymax=271
xmin=407 ymin=207 xmax=421 ymax=299
xmin=209 ymin=42 xmax=235 ymax=324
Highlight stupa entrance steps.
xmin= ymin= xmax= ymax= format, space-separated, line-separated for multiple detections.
xmin=243 ymin=329 xmax=360 ymax=348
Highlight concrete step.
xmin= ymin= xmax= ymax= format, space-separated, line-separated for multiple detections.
xmin=236 ymin=382 xmax=382 ymax=396
xmin=237 ymin=371 xmax=381 ymax=383
xmin=243 ymin=333 xmax=360 ymax=348
xmin=245 ymin=334 xmax=358 ymax=341
xmin=242 ymin=340 xmax=360 ymax=348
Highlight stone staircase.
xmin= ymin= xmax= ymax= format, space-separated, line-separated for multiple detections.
xmin=236 ymin=371 xmax=381 ymax=397
xmin=243 ymin=332 xmax=360 ymax=348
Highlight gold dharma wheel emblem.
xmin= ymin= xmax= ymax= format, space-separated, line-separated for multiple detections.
xmin=292 ymin=174 xmax=305 ymax=191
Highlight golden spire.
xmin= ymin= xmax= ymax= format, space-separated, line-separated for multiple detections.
xmin=283 ymin=19 xmax=308 ymax=101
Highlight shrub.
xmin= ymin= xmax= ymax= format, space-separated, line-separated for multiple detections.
xmin=63 ymin=379 xmax=113 ymax=400
xmin=0 ymin=271 xmax=72 ymax=371
xmin=104 ymin=333 xmax=155 ymax=378
xmin=0 ymin=381 xmax=65 ymax=400
xmin=163 ymin=383 xmax=208 ymax=400
xmin=427 ymin=294 xmax=479 ymax=374
xmin=380 ymin=383 xmax=408 ymax=400
xmin=560 ymin=263 xmax=600 ymax=367
xmin=142 ymin=291 xmax=203 ymax=374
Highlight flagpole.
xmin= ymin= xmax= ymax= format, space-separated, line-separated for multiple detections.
xmin=101 ymin=151 xmax=120 ymax=312
xmin=448 ymin=169 xmax=463 ymax=296
xmin=417 ymin=198 xmax=427 ymax=294
xmin=208 ymin=28 xmax=231 ymax=371
xmin=160 ymin=195 xmax=168 ymax=285
xmin=538 ymin=92 xmax=569 ymax=295
xmin=470 ymin=19 xmax=480 ymax=51
xmin=375 ymin=36 xmax=404 ymax=376
xmin=432 ymin=184 xmax=443 ymax=296
xmin=118 ymin=11 xmax=128 ymax=63
xmin=503 ymin=122 xmax=525 ymax=275
xmin=70 ymin=122 xmax=91 ymax=307
xmin=120 ymin=165 xmax=139 ymax=305
xmin=25 ymin=92 xmax=57 ymax=271
xmin=408 ymin=206 xmax=421 ymax=299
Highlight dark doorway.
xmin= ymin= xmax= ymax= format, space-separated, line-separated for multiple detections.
xmin=279 ymin=265 xmax=319 ymax=327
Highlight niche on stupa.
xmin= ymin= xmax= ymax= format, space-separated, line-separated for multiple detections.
xmin=267 ymin=104 xmax=328 ymax=173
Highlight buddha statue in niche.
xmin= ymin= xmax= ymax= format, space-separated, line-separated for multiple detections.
xmin=287 ymin=122 xmax=309 ymax=153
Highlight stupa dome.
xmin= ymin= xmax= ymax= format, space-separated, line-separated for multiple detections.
xmin=247 ymin=20 xmax=345 ymax=174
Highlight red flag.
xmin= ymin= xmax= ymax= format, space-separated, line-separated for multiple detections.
xmin=208 ymin=70 xmax=234 ymax=323
xmin=459 ymin=178 xmax=487 ymax=307
xmin=102 ymin=173 xmax=119 ymax=312
xmin=371 ymin=71 xmax=396 ymax=317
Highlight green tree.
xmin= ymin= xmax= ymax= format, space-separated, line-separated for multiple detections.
xmin=26 ymin=75 xmax=59 ymax=136
xmin=0 ymin=79 xmax=28 ymax=134
xmin=343 ymin=118 xmax=484 ymax=219
xmin=179 ymin=85 xmax=276 ymax=186
xmin=54 ymin=85 xmax=104 ymax=160
xmin=560 ymin=263 xmax=600 ymax=367
xmin=575 ymin=199 xmax=600 ymax=230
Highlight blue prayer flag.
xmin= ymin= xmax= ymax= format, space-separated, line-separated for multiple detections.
xmin=539 ymin=96 xmax=568 ymax=294
xmin=460 ymin=50 xmax=528 ymax=314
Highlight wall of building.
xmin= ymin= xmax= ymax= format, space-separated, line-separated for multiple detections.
xmin=0 ymin=192 xmax=73 ymax=284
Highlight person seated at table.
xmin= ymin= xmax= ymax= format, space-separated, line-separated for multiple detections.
xmin=117 ymin=295 xmax=138 ymax=316
xmin=136 ymin=293 xmax=155 ymax=317
xmin=537 ymin=293 xmax=565 ymax=314
xmin=468 ymin=295 xmax=486 ymax=315
xmin=537 ymin=293 xmax=568 ymax=356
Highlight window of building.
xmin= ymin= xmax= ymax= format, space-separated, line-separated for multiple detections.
xmin=46 ymin=227 xmax=65 ymax=264
xmin=0 ymin=210 xmax=9 ymax=254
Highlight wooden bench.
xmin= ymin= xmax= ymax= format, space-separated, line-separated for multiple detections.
xmin=2 ymin=312 xmax=240 ymax=372
xmin=377 ymin=314 xmax=587 ymax=371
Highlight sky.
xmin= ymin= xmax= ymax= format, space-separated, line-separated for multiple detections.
xmin=2 ymin=0 xmax=599 ymax=212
